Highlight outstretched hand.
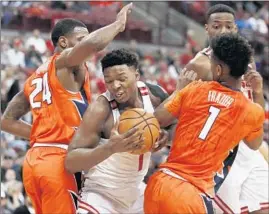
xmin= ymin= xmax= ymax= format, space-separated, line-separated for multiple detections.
xmin=116 ymin=3 xmax=133 ymax=32
xmin=176 ymin=68 xmax=199 ymax=90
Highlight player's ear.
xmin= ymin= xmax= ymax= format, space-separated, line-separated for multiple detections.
xmin=216 ymin=64 xmax=223 ymax=77
xmin=58 ymin=36 xmax=68 ymax=49
xmin=234 ymin=24 xmax=238 ymax=33
xmin=205 ymin=24 xmax=209 ymax=34
xmin=135 ymin=69 xmax=140 ymax=81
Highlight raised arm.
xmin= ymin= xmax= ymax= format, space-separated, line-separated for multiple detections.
xmin=55 ymin=3 xmax=133 ymax=69
xmin=1 ymin=91 xmax=31 ymax=140
xmin=65 ymin=96 xmax=144 ymax=173
xmin=244 ymin=69 xmax=265 ymax=109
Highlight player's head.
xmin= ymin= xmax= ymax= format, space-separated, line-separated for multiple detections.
xmin=210 ymin=33 xmax=252 ymax=81
xmin=51 ymin=18 xmax=88 ymax=49
xmin=205 ymin=4 xmax=237 ymax=43
xmin=101 ymin=49 xmax=140 ymax=103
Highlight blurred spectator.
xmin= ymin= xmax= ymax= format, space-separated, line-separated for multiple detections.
xmin=260 ymin=46 xmax=269 ymax=81
xmin=129 ymin=39 xmax=143 ymax=59
xmin=5 ymin=180 xmax=24 ymax=211
xmin=25 ymin=29 xmax=47 ymax=55
xmin=1 ymin=183 xmax=13 ymax=214
xmin=13 ymin=195 xmax=34 ymax=214
xmin=7 ymin=38 xmax=25 ymax=68
xmin=50 ymin=1 xmax=67 ymax=10
xmin=180 ymin=42 xmax=194 ymax=67
xmin=25 ymin=45 xmax=43 ymax=68
xmin=1 ymin=38 xmax=11 ymax=68
xmin=167 ymin=57 xmax=179 ymax=79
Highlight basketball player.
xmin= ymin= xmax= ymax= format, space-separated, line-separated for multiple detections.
xmin=183 ymin=4 xmax=268 ymax=213
xmin=144 ymin=33 xmax=265 ymax=214
xmin=1 ymin=4 xmax=133 ymax=214
xmin=65 ymin=49 xmax=169 ymax=213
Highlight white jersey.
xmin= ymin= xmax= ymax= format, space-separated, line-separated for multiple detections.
xmin=83 ymin=81 xmax=154 ymax=206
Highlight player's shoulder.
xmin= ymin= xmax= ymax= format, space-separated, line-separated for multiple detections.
xmin=185 ymin=80 xmax=207 ymax=91
xmin=95 ymin=93 xmax=113 ymax=116
xmin=145 ymin=82 xmax=169 ymax=103
xmin=244 ymin=101 xmax=265 ymax=125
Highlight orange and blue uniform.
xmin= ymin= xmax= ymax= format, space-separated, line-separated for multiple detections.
xmin=23 ymin=54 xmax=91 ymax=214
xmin=144 ymin=81 xmax=264 ymax=214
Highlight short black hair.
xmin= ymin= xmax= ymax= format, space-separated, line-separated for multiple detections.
xmin=211 ymin=33 xmax=252 ymax=78
xmin=51 ymin=18 xmax=87 ymax=47
xmin=206 ymin=4 xmax=235 ymax=22
xmin=101 ymin=49 xmax=139 ymax=72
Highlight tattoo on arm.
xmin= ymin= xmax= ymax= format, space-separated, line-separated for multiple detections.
xmin=3 ymin=91 xmax=30 ymax=120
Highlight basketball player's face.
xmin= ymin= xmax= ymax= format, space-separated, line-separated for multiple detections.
xmin=205 ymin=13 xmax=237 ymax=43
xmin=104 ymin=65 xmax=140 ymax=103
xmin=61 ymin=27 xmax=89 ymax=48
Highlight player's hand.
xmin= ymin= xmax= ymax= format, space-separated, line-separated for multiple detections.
xmin=176 ymin=68 xmax=198 ymax=90
xmin=116 ymin=2 xmax=133 ymax=32
xmin=151 ymin=129 xmax=169 ymax=153
xmin=244 ymin=70 xmax=263 ymax=94
xmin=107 ymin=120 xmax=145 ymax=154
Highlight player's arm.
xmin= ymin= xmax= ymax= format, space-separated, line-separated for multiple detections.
xmin=146 ymin=81 xmax=177 ymax=128
xmin=1 ymin=91 xmax=31 ymax=140
xmin=55 ymin=3 xmax=132 ymax=69
xmin=146 ymin=82 xmax=175 ymax=147
xmin=65 ymin=97 xmax=112 ymax=173
xmin=244 ymin=69 xmax=265 ymax=109
xmin=243 ymin=104 xmax=265 ymax=150
xmin=65 ymin=97 xmax=143 ymax=173
xmin=177 ymin=54 xmax=211 ymax=89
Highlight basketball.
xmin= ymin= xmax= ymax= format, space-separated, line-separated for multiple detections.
xmin=118 ymin=108 xmax=160 ymax=155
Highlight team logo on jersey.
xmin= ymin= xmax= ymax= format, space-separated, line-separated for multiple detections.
xmin=71 ymin=93 xmax=88 ymax=120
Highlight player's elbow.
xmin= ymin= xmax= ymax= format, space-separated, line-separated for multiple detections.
xmin=1 ymin=117 xmax=12 ymax=132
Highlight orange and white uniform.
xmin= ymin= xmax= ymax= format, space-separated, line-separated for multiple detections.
xmin=144 ymin=81 xmax=264 ymax=214
xmin=200 ymin=48 xmax=269 ymax=213
xmin=23 ymin=54 xmax=91 ymax=214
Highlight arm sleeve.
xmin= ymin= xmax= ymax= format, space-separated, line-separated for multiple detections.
xmin=244 ymin=103 xmax=265 ymax=142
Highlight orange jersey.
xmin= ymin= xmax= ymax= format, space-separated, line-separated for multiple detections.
xmin=24 ymin=54 xmax=91 ymax=146
xmin=161 ymin=81 xmax=264 ymax=197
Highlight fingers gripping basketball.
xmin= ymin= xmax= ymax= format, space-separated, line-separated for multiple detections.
xmin=118 ymin=108 xmax=160 ymax=155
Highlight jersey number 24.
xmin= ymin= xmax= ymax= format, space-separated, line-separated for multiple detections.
xmin=29 ymin=73 xmax=52 ymax=108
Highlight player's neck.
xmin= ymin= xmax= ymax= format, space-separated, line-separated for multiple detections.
xmin=219 ymin=77 xmax=242 ymax=91
xmin=54 ymin=47 xmax=64 ymax=54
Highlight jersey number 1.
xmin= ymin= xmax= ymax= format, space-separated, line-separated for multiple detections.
xmin=198 ymin=106 xmax=220 ymax=140
xmin=29 ymin=73 xmax=52 ymax=108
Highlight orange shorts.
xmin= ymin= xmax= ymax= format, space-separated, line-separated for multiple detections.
xmin=23 ymin=146 xmax=78 ymax=214
xmin=144 ymin=171 xmax=214 ymax=214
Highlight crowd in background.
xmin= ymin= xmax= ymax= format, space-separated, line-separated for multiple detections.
xmin=1 ymin=2 xmax=268 ymax=213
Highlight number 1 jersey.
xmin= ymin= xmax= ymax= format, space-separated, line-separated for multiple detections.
xmin=161 ymin=81 xmax=264 ymax=197
xmin=24 ymin=54 xmax=91 ymax=146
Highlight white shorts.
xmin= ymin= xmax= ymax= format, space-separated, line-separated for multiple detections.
xmin=77 ymin=182 xmax=145 ymax=214
xmin=214 ymin=142 xmax=269 ymax=213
